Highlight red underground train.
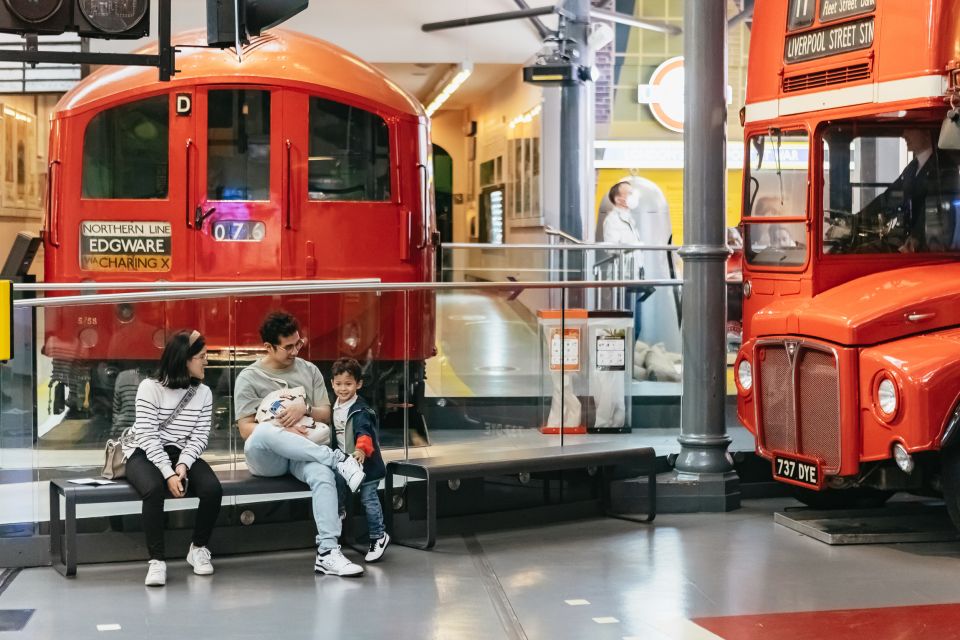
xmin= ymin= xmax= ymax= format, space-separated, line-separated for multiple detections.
xmin=41 ymin=29 xmax=437 ymax=440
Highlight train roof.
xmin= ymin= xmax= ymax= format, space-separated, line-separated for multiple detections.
xmin=57 ymin=28 xmax=424 ymax=118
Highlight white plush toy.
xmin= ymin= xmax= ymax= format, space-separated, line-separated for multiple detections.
xmin=255 ymin=386 xmax=331 ymax=446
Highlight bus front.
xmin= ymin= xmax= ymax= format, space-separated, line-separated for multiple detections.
xmin=737 ymin=0 xmax=960 ymax=515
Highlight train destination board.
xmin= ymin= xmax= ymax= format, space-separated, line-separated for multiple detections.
xmin=785 ymin=17 xmax=874 ymax=64
xmin=79 ymin=221 xmax=172 ymax=272
xmin=819 ymin=0 xmax=875 ymax=24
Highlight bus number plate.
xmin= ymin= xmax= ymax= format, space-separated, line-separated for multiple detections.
xmin=773 ymin=454 xmax=820 ymax=489
xmin=212 ymin=221 xmax=265 ymax=242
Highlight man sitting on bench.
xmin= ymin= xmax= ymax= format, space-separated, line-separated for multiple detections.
xmin=234 ymin=312 xmax=366 ymax=577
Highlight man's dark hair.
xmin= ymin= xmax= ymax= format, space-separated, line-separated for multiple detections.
xmin=260 ymin=311 xmax=300 ymax=345
xmin=608 ymin=181 xmax=630 ymax=205
xmin=331 ymin=357 xmax=363 ymax=382
xmin=155 ymin=331 xmax=205 ymax=389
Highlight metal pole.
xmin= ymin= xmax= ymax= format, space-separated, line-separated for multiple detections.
xmin=159 ymin=0 xmax=174 ymax=81
xmin=558 ymin=0 xmax=590 ymax=303
xmin=675 ymin=0 xmax=733 ymax=475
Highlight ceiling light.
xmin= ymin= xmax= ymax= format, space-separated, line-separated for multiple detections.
xmin=425 ymin=62 xmax=473 ymax=117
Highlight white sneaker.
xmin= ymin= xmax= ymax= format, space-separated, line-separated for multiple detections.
xmin=334 ymin=451 xmax=365 ymax=493
xmin=365 ymin=532 xmax=390 ymax=563
xmin=144 ymin=559 xmax=166 ymax=587
xmin=186 ymin=543 xmax=214 ymax=575
xmin=314 ymin=546 xmax=363 ymax=576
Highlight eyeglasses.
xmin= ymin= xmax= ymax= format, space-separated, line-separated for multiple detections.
xmin=274 ymin=338 xmax=306 ymax=353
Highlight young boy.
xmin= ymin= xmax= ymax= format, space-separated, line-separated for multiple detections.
xmin=331 ymin=358 xmax=390 ymax=562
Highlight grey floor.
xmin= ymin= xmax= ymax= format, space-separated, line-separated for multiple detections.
xmin=5 ymin=497 xmax=960 ymax=639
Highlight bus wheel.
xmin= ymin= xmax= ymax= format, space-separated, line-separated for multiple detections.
xmin=941 ymin=446 xmax=960 ymax=529
xmin=793 ymin=487 xmax=894 ymax=510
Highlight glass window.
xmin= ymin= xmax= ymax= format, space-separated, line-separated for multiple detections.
xmin=207 ymin=89 xmax=271 ymax=201
xmin=82 ymin=95 xmax=168 ymax=199
xmin=744 ymin=131 xmax=809 ymax=266
xmin=308 ymin=97 xmax=390 ymax=201
xmin=822 ymin=124 xmax=960 ymax=255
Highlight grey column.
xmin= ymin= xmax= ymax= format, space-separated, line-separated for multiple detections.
xmin=559 ymin=0 xmax=589 ymax=243
xmin=674 ymin=0 xmax=733 ymax=475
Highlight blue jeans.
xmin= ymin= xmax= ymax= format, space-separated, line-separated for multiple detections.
xmin=244 ymin=423 xmax=341 ymax=551
xmin=336 ymin=475 xmax=385 ymax=541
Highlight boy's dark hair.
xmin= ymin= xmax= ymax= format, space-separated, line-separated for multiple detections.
xmin=331 ymin=357 xmax=362 ymax=382
xmin=155 ymin=331 xmax=205 ymax=389
xmin=260 ymin=311 xmax=300 ymax=345
xmin=608 ymin=181 xmax=629 ymax=205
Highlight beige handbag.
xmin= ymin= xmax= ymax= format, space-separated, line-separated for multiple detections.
xmin=101 ymin=428 xmax=135 ymax=479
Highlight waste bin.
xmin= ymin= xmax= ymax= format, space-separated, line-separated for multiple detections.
xmin=537 ymin=309 xmax=588 ymax=434
xmin=588 ymin=311 xmax=633 ymax=433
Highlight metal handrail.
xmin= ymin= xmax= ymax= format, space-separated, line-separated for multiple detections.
xmin=442 ymin=242 xmax=679 ymax=252
xmin=13 ymin=278 xmax=380 ymax=292
xmin=13 ymin=278 xmax=683 ymax=309
xmin=544 ymin=226 xmax=585 ymax=245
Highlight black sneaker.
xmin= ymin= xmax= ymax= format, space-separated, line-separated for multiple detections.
xmin=365 ymin=532 xmax=390 ymax=562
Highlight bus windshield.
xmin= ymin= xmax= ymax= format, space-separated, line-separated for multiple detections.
xmin=822 ymin=123 xmax=960 ymax=255
xmin=744 ymin=130 xmax=808 ymax=266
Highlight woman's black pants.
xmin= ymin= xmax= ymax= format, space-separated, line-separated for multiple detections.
xmin=125 ymin=446 xmax=223 ymax=560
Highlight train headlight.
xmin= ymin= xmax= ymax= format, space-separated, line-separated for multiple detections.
xmin=78 ymin=328 xmax=98 ymax=348
xmin=737 ymin=358 xmax=752 ymax=392
xmin=876 ymin=376 xmax=899 ymax=420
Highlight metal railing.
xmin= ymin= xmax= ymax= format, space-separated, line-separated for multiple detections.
xmin=13 ymin=278 xmax=683 ymax=309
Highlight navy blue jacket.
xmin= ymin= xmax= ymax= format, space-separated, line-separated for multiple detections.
xmin=335 ymin=395 xmax=386 ymax=482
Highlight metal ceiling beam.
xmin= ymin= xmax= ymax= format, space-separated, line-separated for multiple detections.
xmin=588 ymin=7 xmax=681 ymax=35
xmin=512 ymin=0 xmax=552 ymax=39
xmin=422 ymin=6 xmax=560 ymax=33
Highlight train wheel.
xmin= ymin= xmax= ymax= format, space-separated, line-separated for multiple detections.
xmin=941 ymin=446 xmax=960 ymax=529
xmin=792 ymin=486 xmax=894 ymax=510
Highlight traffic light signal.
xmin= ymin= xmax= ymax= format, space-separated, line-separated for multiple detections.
xmin=207 ymin=0 xmax=308 ymax=48
xmin=0 ymin=0 xmax=150 ymax=38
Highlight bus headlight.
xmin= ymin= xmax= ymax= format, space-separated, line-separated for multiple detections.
xmin=877 ymin=376 xmax=899 ymax=419
xmin=892 ymin=443 xmax=914 ymax=474
xmin=737 ymin=359 xmax=752 ymax=392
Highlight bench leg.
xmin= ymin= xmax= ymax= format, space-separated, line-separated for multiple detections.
xmin=64 ymin=489 xmax=78 ymax=577
xmin=390 ymin=471 xmax=437 ymax=551
xmin=384 ymin=470 xmax=394 ymax=536
xmin=604 ymin=463 xmax=656 ymax=524
xmin=49 ymin=483 xmax=68 ymax=577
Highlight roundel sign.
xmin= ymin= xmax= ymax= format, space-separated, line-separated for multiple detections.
xmin=638 ymin=56 xmax=685 ymax=133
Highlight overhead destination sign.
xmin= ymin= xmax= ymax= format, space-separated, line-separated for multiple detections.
xmin=785 ymin=17 xmax=874 ymax=64
xmin=819 ymin=0 xmax=876 ymax=24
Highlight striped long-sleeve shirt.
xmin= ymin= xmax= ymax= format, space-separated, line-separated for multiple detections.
xmin=124 ymin=378 xmax=213 ymax=479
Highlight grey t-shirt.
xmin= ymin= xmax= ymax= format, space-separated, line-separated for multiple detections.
xmin=234 ymin=358 xmax=331 ymax=421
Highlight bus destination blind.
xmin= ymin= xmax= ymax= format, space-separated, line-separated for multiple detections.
xmin=785 ymin=17 xmax=874 ymax=64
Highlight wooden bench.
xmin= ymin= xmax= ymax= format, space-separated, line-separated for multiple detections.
xmin=49 ymin=471 xmax=309 ymax=577
xmin=384 ymin=443 xmax=657 ymax=550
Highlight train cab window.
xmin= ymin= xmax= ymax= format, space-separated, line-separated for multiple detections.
xmin=308 ymin=97 xmax=390 ymax=201
xmin=744 ymin=131 xmax=808 ymax=266
xmin=82 ymin=95 xmax=168 ymax=199
xmin=822 ymin=124 xmax=960 ymax=255
xmin=207 ymin=89 xmax=271 ymax=201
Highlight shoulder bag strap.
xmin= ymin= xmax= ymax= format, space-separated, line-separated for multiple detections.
xmin=159 ymin=385 xmax=198 ymax=430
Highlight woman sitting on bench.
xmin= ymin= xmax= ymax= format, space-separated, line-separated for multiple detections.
xmin=123 ymin=330 xmax=223 ymax=587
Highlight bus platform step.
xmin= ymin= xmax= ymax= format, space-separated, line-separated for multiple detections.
xmin=774 ymin=502 xmax=960 ymax=545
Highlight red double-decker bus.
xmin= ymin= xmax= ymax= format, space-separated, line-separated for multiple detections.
xmin=736 ymin=0 xmax=960 ymax=518
xmin=41 ymin=30 xmax=436 ymax=433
